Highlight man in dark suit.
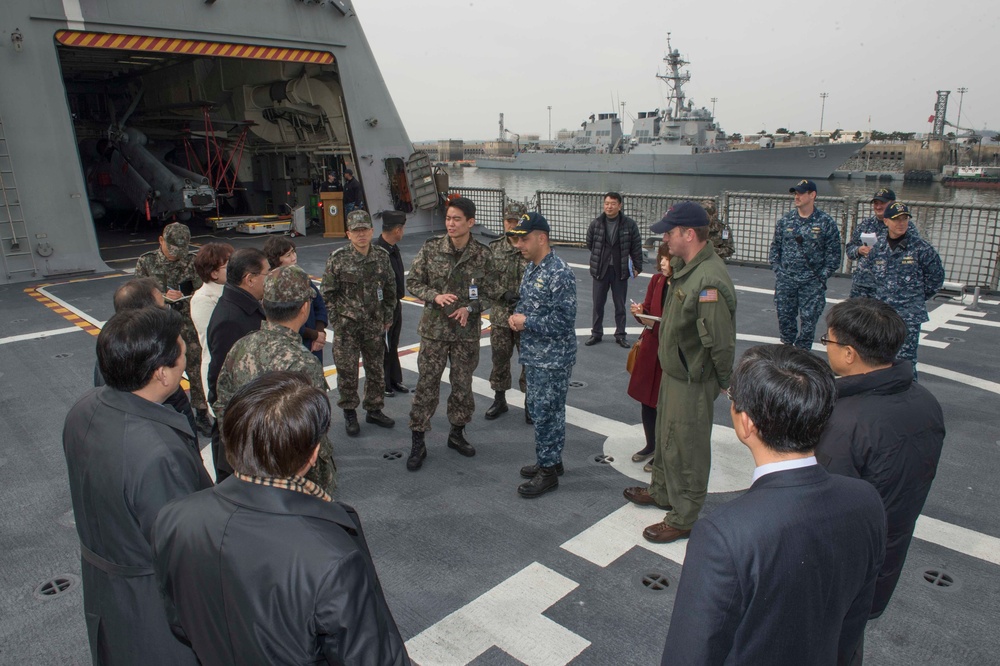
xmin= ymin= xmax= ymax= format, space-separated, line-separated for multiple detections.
xmin=375 ymin=210 xmax=409 ymax=396
xmin=662 ymin=345 xmax=886 ymax=666
xmin=64 ymin=307 xmax=213 ymax=665
xmin=152 ymin=371 xmax=411 ymax=665
xmin=817 ymin=299 xmax=945 ymax=654
xmin=206 ymin=248 xmax=267 ymax=481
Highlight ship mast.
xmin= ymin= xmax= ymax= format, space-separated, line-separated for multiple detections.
xmin=656 ymin=33 xmax=690 ymax=117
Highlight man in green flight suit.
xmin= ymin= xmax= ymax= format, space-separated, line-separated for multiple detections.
xmin=623 ymin=201 xmax=737 ymax=543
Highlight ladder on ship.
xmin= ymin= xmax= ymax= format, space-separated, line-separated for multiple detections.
xmin=0 ymin=113 xmax=38 ymax=280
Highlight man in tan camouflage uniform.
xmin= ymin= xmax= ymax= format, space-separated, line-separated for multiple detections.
xmin=406 ymin=196 xmax=492 ymax=471
xmin=321 ymin=210 xmax=397 ymax=436
xmin=702 ymin=200 xmax=735 ymax=260
xmin=213 ymin=266 xmax=336 ymax=493
xmin=485 ymin=202 xmax=530 ymax=423
xmin=135 ymin=222 xmax=212 ymax=436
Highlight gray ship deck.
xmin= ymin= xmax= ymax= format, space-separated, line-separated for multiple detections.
xmin=1 ymin=228 xmax=998 ymax=665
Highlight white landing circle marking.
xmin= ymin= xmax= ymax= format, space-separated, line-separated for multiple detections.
xmin=602 ymin=423 xmax=754 ymax=492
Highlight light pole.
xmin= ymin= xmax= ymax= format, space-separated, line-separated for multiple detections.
xmin=956 ymin=87 xmax=968 ymax=136
xmin=547 ymin=105 xmax=552 ymax=141
xmin=819 ymin=92 xmax=829 ymax=134
xmin=710 ymin=97 xmax=717 ymax=117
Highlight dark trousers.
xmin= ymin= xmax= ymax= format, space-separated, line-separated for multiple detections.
xmin=640 ymin=402 xmax=657 ymax=454
xmin=591 ymin=270 xmax=629 ymax=339
xmin=383 ymin=303 xmax=403 ymax=387
xmin=210 ymin=421 xmax=232 ymax=483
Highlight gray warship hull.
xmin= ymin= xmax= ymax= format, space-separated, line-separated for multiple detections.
xmin=476 ymin=142 xmax=867 ymax=179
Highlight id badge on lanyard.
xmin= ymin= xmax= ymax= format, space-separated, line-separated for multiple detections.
xmin=469 ymin=279 xmax=478 ymax=301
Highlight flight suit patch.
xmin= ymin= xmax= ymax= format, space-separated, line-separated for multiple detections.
xmin=699 ymin=288 xmax=718 ymax=303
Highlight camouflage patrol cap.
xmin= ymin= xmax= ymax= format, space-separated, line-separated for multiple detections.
xmin=263 ymin=265 xmax=314 ymax=303
xmin=503 ymin=202 xmax=528 ymax=220
xmin=346 ymin=210 xmax=373 ymax=231
xmin=162 ymin=222 xmax=191 ymax=256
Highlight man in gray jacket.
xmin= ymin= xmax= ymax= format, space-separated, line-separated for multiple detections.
xmin=585 ymin=191 xmax=643 ymax=348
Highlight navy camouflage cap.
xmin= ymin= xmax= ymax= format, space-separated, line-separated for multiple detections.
xmin=503 ymin=202 xmax=528 ymax=220
xmin=884 ymin=202 xmax=911 ymax=220
xmin=506 ymin=211 xmax=550 ymax=235
xmin=789 ymin=179 xmax=818 ymax=194
xmin=162 ymin=222 xmax=191 ymax=256
xmin=263 ymin=265 xmax=314 ymax=303
xmin=650 ymin=201 xmax=709 ymax=233
xmin=871 ymin=188 xmax=896 ymax=203
xmin=346 ymin=210 xmax=373 ymax=231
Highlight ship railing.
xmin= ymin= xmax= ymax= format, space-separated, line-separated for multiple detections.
xmin=448 ymin=187 xmax=1000 ymax=291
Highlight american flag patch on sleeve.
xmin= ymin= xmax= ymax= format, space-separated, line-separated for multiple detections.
xmin=699 ymin=288 xmax=718 ymax=303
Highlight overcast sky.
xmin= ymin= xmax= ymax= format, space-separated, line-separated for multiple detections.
xmin=359 ymin=0 xmax=997 ymax=142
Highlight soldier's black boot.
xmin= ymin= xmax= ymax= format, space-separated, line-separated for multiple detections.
xmin=344 ymin=409 xmax=360 ymax=437
xmin=519 ymin=462 xmax=564 ymax=478
xmin=485 ymin=391 xmax=508 ymax=420
xmin=194 ymin=409 xmax=214 ymax=437
xmin=447 ymin=425 xmax=476 ymax=457
xmin=407 ymin=431 xmax=427 ymax=471
xmin=365 ymin=410 xmax=395 ymax=428
xmin=518 ymin=465 xmax=559 ymax=498
xmin=524 ymin=398 xmax=533 ymax=425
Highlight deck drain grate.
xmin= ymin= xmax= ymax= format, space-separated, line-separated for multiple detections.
xmin=922 ymin=568 xmax=955 ymax=588
xmin=593 ymin=454 xmax=614 ymax=464
xmin=10 ymin=318 xmax=27 ymax=324
xmin=568 ymin=380 xmax=587 ymax=389
xmin=382 ymin=451 xmax=403 ymax=461
xmin=33 ymin=574 xmax=79 ymax=600
xmin=942 ymin=337 xmax=964 ymax=343
xmin=762 ymin=308 xmax=776 ymax=313
xmin=640 ymin=573 xmax=670 ymax=591
xmin=53 ymin=352 xmax=74 ymax=359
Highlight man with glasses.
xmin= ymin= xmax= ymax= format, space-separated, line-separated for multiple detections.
xmin=817 ymin=298 xmax=945 ymax=663
xmin=769 ymin=179 xmax=842 ymax=349
xmin=870 ymin=202 xmax=945 ymax=377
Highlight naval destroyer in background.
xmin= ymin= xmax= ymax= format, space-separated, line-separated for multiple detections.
xmin=477 ymin=35 xmax=866 ymax=178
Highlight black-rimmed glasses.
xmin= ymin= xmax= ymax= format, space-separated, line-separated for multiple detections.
xmin=819 ymin=334 xmax=850 ymax=347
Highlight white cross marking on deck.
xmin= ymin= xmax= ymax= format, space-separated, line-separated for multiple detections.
xmin=404 ymin=562 xmax=590 ymax=666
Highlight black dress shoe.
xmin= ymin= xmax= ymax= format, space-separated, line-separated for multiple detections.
xmin=344 ymin=409 xmax=360 ymax=437
xmin=384 ymin=387 xmax=395 ymax=397
xmin=390 ymin=382 xmax=410 ymax=394
xmin=447 ymin=426 xmax=476 ymax=457
xmin=518 ymin=466 xmax=559 ymax=498
xmin=519 ymin=462 xmax=564 ymax=478
xmin=615 ymin=337 xmax=630 ymax=349
xmin=365 ymin=410 xmax=395 ymax=428
xmin=584 ymin=336 xmax=602 ymax=346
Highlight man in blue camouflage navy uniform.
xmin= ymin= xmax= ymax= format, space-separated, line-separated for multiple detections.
xmin=507 ymin=212 xmax=578 ymax=498
xmin=846 ymin=188 xmax=895 ymax=298
xmin=485 ymin=201 xmax=530 ymax=423
xmin=769 ymin=180 xmax=842 ymax=349
xmin=871 ymin=203 xmax=945 ymax=377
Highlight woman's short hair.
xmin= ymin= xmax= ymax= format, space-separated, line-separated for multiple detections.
xmin=193 ymin=242 xmax=235 ymax=282
xmin=262 ymin=237 xmax=297 ymax=270
xmin=98 ymin=307 xmax=184 ymax=392
xmin=223 ymin=371 xmax=331 ymax=478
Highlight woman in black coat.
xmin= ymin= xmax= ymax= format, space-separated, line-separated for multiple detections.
xmin=152 ymin=371 xmax=410 ymax=666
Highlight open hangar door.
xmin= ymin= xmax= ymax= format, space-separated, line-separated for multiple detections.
xmin=54 ymin=30 xmax=361 ymax=261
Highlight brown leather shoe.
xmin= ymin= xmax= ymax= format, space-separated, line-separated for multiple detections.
xmin=623 ymin=487 xmax=672 ymax=511
xmin=642 ymin=521 xmax=691 ymax=544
